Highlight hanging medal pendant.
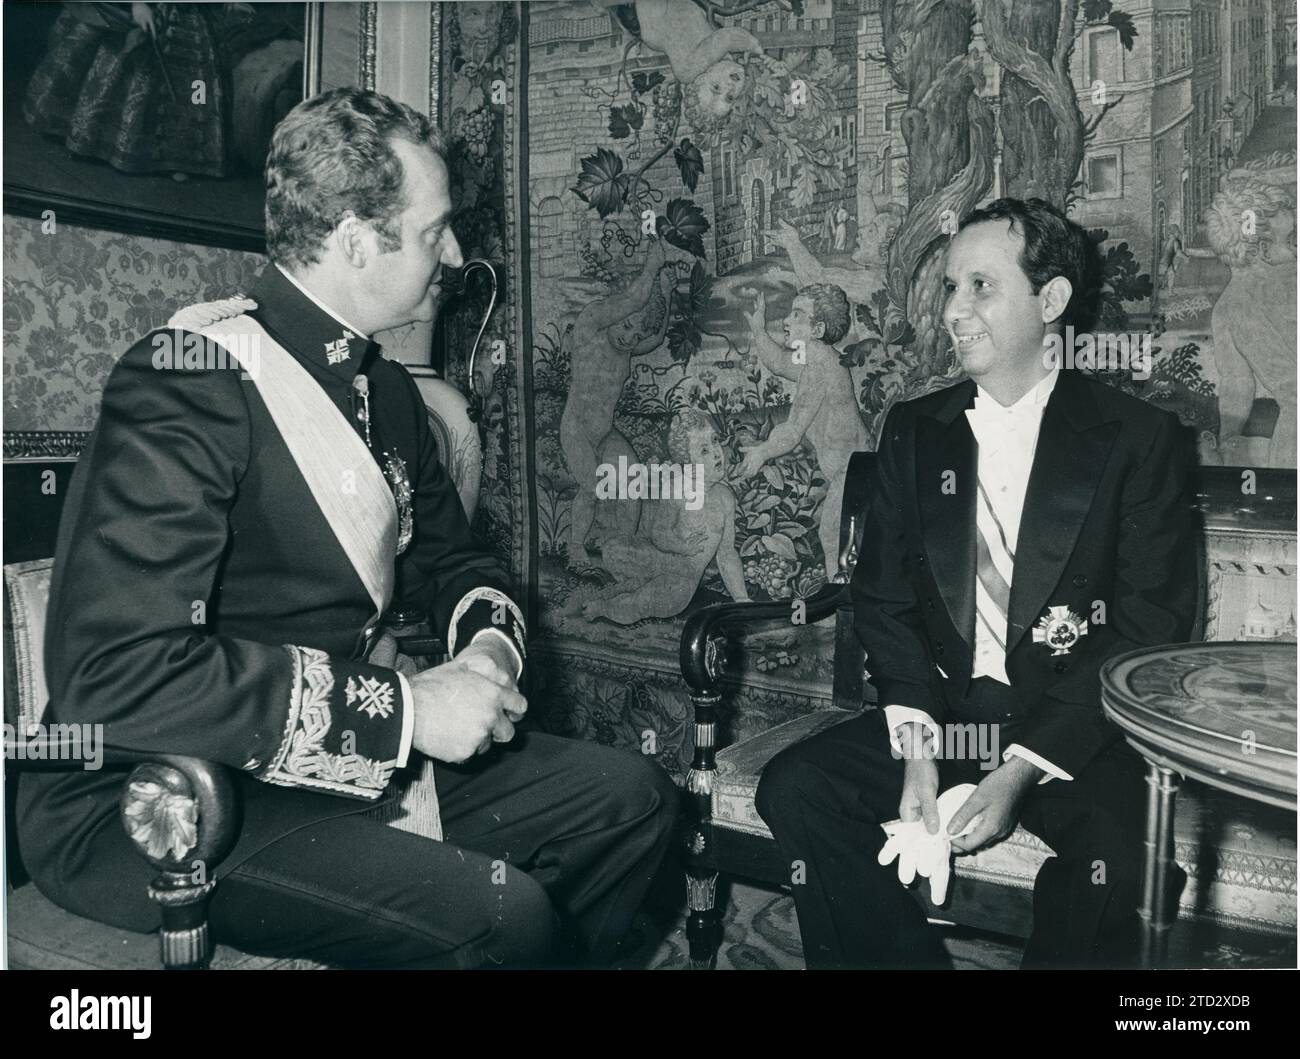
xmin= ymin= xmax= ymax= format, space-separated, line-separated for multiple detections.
xmin=352 ymin=374 xmax=371 ymax=448
xmin=382 ymin=451 xmax=414 ymax=555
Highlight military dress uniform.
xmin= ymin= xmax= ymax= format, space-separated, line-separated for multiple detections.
xmin=19 ymin=265 xmax=677 ymax=968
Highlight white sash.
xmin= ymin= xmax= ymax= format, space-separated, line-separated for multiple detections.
xmin=192 ymin=310 xmax=442 ymax=843
xmin=198 ymin=314 xmax=397 ymax=621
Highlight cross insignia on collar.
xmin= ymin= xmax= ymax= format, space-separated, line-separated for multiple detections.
xmin=325 ymin=338 xmax=350 ymax=365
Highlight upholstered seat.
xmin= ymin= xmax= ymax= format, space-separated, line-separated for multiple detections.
xmin=713 ymin=708 xmax=1298 ymax=938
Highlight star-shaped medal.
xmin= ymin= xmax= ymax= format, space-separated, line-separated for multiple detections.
xmin=1032 ymin=605 xmax=1089 ymax=656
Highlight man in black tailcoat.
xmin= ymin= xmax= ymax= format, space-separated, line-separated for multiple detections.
xmin=756 ymin=198 xmax=1197 ymax=969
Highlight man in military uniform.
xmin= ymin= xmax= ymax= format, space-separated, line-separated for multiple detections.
xmin=20 ymin=88 xmax=678 ymax=968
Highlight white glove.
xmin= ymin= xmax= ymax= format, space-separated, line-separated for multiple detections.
xmin=877 ymin=784 xmax=981 ymax=905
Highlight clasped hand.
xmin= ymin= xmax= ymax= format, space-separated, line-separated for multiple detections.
xmin=408 ymin=638 xmax=526 ymax=764
xmin=881 ymin=756 xmax=1040 ymax=902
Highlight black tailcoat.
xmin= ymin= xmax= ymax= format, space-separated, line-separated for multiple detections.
xmin=851 ymin=370 xmax=1198 ymax=776
xmin=19 ymin=266 xmax=524 ymax=929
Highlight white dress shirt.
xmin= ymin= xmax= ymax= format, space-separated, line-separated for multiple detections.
xmin=884 ymin=369 xmax=1071 ymax=783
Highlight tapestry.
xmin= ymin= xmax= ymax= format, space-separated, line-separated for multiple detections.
xmin=436 ymin=1 xmax=534 ymax=612
xmin=438 ymin=0 xmax=1298 ymax=766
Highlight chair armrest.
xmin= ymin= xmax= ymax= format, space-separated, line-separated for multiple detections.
xmin=680 ymin=583 xmax=849 ymax=694
xmin=383 ymin=611 xmax=447 ymax=660
xmin=120 ymin=755 xmax=238 ymax=970
xmin=121 ymin=755 xmax=238 ymax=874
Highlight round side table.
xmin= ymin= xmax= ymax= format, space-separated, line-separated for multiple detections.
xmin=1101 ymin=641 xmax=1297 ymax=967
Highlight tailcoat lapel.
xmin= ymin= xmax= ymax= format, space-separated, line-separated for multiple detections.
xmin=916 ymin=380 xmax=978 ymax=650
xmin=1005 ymin=371 xmax=1119 ymax=654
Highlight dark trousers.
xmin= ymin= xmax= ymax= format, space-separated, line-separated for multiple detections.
xmin=754 ymin=708 xmax=1147 ymax=969
xmin=199 ymin=732 xmax=678 ymax=969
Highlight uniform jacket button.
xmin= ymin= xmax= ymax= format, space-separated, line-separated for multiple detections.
xmin=916 ymin=554 xmax=926 ymax=566
xmin=927 ymin=598 xmax=936 ymax=610
xmin=934 ymin=640 xmax=945 ymax=655
xmin=1072 ymin=574 xmax=1089 ymax=588
xmin=1054 ymin=660 xmax=1069 ymax=673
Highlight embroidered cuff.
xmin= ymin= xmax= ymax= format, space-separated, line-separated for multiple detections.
xmin=264 ymin=645 xmax=398 ymax=798
xmin=1004 ymin=743 xmax=1073 ymax=784
xmin=883 ymin=704 xmax=940 ymax=758
xmin=447 ymin=587 xmax=527 ymax=663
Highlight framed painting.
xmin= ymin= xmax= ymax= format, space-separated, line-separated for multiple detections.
xmin=2 ymin=1 xmax=324 ymax=252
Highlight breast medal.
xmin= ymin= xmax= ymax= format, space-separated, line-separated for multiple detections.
xmin=1033 ymin=605 xmax=1089 ymax=656
xmin=382 ymin=451 xmax=414 ymax=556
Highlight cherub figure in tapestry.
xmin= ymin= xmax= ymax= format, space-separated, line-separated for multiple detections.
xmin=593 ymin=0 xmax=762 ymax=128
xmin=852 ymin=142 xmax=906 ymax=270
xmin=561 ymin=238 xmax=677 ymax=561
xmin=739 ymin=284 xmax=867 ymax=579
xmin=583 ymin=409 xmax=748 ymax=623
xmin=1183 ymin=154 xmax=1297 ymax=469
xmin=764 ymin=217 xmax=882 ymax=307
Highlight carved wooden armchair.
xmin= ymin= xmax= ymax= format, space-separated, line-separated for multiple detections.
xmin=678 ymin=452 xmax=877 ymax=967
xmin=678 ymin=454 xmax=1297 ymax=969
xmin=4 ymin=458 xmax=239 ymax=970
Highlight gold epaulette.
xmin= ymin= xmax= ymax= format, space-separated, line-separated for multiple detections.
xmin=166 ymin=296 xmax=259 ymax=332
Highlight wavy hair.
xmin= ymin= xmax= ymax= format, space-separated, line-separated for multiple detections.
xmin=265 ymin=87 xmax=446 ymax=269
xmin=797 ymin=283 xmax=852 ymax=344
xmin=958 ymin=197 xmax=1103 ymax=332
xmin=1203 ymin=170 xmax=1295 ymax=268
xmin=667 ymin=408 xmax=717 ymax=464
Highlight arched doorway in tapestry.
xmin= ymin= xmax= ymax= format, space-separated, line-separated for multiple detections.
xmin=751 ymin=179 xmax=766 ymax=258
xmin=535 ymin=196 xmax=565 ymax=278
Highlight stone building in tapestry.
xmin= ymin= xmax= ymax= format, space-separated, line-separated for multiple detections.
xmin=526 ymin=1 xmax=715 ymax=281
xmin=861 ymin=0 xmax=1279 ymax=294
xmin=708 ymin=0 xmax=860 ymax=275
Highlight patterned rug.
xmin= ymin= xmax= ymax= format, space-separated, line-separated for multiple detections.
xmin=612 ymin=878 xmax=1298 ymax=971
xmin=613 ymin=878 xmax=1023 ymax=970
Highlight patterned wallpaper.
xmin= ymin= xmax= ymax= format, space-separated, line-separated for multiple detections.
xmin=2 ymin=213 xmax=266 ymax=432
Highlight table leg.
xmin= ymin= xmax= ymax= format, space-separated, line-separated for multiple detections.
xmin=1139 ymin=762 xmax=1180 ymax=967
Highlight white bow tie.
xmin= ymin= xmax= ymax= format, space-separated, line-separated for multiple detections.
xmin=965 ymin=399 xmax=1040 ymax=450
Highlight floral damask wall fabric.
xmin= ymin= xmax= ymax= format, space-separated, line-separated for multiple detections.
xmin=3 ymin=214 xmax=265 ymax=432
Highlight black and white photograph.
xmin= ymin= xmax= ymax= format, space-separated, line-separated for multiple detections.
xmin=2 ymin=0 xmax=1297 ymax=1026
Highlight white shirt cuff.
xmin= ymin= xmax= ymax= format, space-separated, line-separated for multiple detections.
xmin=395 ymin=670 xmax=415 ymax=768
xmin=883 ymin=705 xmax=940 ymax=757
xmin=469 ymin=627 xmax=524 ymax=681
xmin=1004 ymin=743 xmax=1073 ymax=783
xmin=446 ymin=587 xmax=527 ymax=659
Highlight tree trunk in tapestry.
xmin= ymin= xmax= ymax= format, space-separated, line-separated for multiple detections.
xmin=880 ymin=0 xmax=992 ymax=404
